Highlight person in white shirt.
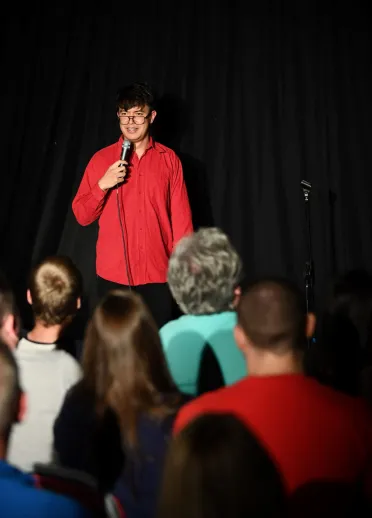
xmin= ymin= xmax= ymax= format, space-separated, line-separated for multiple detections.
xmin=8 ymin=256 xmax=83 ymax=472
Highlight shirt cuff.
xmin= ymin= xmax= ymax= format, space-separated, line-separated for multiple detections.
xmin=91 ymin=181 xmax=107 ymax=202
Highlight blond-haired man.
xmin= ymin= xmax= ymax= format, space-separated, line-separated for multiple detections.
xmin=8 ymin=256 xmax=82 ymax=471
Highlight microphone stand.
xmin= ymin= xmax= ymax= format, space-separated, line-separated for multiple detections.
xmin=301 ymin=180 xmax=315 ymax=320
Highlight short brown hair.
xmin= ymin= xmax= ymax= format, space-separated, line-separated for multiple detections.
xmin=237 ymin=278 xmax=307 ymax=350
xmin=82 ymin=290 xmax=179 ymax=447
xmin=0 ymin=340 xmax=21 ymax=437
xmin=29 ymin=256 xmax=82 ymax=327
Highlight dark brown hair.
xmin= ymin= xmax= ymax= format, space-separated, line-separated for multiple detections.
xmin=82 ymin=289 xmax=180 ymax=447
xmin=157 ymin=413 xmax=287 ymax=518
xmin=29 ymin=256 xmax=82 ymax=327
xmin=116 ymin=82 xmax=155 ymax=113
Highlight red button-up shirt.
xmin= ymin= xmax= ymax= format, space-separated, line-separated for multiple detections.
xmin=72 ymin=136 xmax=193 ymax=285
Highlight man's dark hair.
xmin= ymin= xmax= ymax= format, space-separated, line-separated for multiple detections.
xmin=237 ymin=277 xmax=307 ymax=350
xmin=116 ymin=82 xmax=156 ymax=112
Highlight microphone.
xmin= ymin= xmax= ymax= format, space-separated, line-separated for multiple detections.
xmin=121 ymin=138 xmax=131 ymax=162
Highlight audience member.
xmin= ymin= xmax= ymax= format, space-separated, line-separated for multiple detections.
xmin=306 ymin=269 xmax=372 ymax=398
xmin=174 ymin=277 xmax=372 ymax=510
xmin=158 ymin=412 xmax=287 ymax=518
xmin=0 ymin=271 xmax=19 ymax=348
xmin=54 ymin=290 xmax=188 ymax=517
xmin=160 ymin=227 xmax=246 ymax=395
xmin=0 ymin=340 xmax=91 ymax=517
xmin=8 ymin=256 xmax=82 ymax=471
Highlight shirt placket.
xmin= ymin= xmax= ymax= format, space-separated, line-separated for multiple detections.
xmin=138 ymin=159 xmax=145 ymax=279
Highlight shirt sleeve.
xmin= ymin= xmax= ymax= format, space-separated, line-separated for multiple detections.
xmin=63 ymin=355 xmax=82 ymax=392
xmin=72 ymin=154 xmax=108 ymax=226
xmin=170 ymin=155 xmax=193 ymax=248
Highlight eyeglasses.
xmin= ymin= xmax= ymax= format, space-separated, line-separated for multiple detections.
xmin=117 ymin=112 xmax=151 ymax=125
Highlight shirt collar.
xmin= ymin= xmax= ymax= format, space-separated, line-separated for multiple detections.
xmin=18 ymin=337 xmax=56 ymax=352
xmin=117 ymin=135 xmax=165 ymax=154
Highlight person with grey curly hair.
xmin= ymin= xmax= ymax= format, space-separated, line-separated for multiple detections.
xmin=160 ymin=228 xmax=247 ymax=396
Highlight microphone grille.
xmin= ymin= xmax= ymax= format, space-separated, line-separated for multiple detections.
xmin=124 ymin=138 xmax=131 ymax=149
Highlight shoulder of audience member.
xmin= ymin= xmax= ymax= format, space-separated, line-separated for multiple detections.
xmin=15 ymin=479 xmax=91 ymax=518
xmin=173 ymin=385 xmax=231 ymax=434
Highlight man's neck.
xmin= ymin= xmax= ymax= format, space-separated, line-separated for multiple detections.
xmin=27 ymin=321 xmax=63 ymax=344
xmin=133 ymin=135 xmax=150 ymax=158
xmin=246 ymin=350 xmax=303 ymax=377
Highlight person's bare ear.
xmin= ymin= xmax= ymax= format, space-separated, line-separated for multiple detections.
xmin=26 ymin=289 xmax=32 ymax=305
xmin=233 ymin=286 xmax=241 ymax=308
xmin=234 ymin=324 xmax=248 ymax=353
xmin=150 ymin=110 xmax=157 ymax=124
xmin=76 ymin=297 xmax=81 ymax=310
xmin=306 ymin=313 xmax=316 ymax=338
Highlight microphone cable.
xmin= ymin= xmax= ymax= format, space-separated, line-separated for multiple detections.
xmin=116 ymin=186 xmax=132 ymax=290
xmin=116 ymin=138 xmax=132 ymax=290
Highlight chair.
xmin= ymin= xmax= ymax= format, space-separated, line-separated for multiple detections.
xmin=33 ymin=463 xmax=125 ymax=518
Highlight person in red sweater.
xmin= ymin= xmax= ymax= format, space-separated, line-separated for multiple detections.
xmin=174 ymin=278 xmax=372 ymax=510
xmin=72 ymin=82 xmax=193 ymax=328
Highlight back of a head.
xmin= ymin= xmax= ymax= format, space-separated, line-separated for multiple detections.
xmin=83 ymin=289 xmax=178 ymax=446
xmin=29 ymin=256 xmax=82 ymax=327
xmin=167 ymin=227 xmax=242 ymax=315
xmin=237 ymin=278 xmax=307 ymax=351
xmin=0 ymin=340 xmax=20 ymax=440
xmin=158 ymin=413 xmax=287 ymax=518
xmin=116 ymin=81 xmax=155 ymax=112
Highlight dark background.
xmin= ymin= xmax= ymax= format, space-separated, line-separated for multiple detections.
xmin=1 ymin=5 xmax=371 ymax=337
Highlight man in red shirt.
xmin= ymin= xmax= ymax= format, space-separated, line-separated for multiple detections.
xmin=174 ymin=278 xmax=372 ymax=506
xmin=72 ymin=82 xmax=193 ymax=327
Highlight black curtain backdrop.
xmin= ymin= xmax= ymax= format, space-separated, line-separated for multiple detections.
xmin=1 ymin=5 xmax=372 ymax=337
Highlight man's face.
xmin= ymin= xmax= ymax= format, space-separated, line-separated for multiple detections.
xmin=117 ymin=105 xmax=157 ymax=144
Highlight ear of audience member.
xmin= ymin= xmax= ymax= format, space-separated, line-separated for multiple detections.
xmin=54 ymin=290 xmax=186 ymax=518
xmin=0 ymin=271 xmax=20 ymax=349
xmin=160 ymin=227 xmax=246 ymax=396
xmin=7 ymin=256 xmax=83 ymax=472
xmin=0 ymin=340 xmax=92 ymax=518
xmin=158 ymin=413 xmax=287 ymax=518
